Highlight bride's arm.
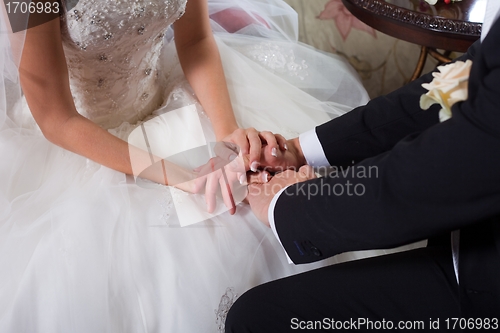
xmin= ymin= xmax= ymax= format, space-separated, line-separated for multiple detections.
xmin=19 ymin=17 xmax=192 ymax=188
xmin=173 ymin=0 xmax=238 ymax=141
xmin=173 ymin=0 xmax=291 ymax=212
xmin=173 ymin=1 xmax=287 ymax=168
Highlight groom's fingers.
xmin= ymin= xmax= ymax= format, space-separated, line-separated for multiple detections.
xmin=246 ymin=170 xmax=270 ymax=185
xmin=246 ymin=183 xmax=261 ymax=198
xmin=246 ymin=183 xmax=272 ymax=226
xmin=299 ymin=165 xmax=316 ymax=180
xmin=269 ymin=169 xmax=311 ymax=191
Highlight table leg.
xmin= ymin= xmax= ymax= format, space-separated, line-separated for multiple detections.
xmin=410 ymin=46 xmax=428 ymax=81
xmin=410 ymin=47 xmax=453 ymax=81
xmin=428 ymin=48 xmax=452 ymax=64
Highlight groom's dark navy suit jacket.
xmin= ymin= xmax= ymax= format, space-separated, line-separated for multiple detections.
xmin=273 ymin=19 xmax=500 ymax=316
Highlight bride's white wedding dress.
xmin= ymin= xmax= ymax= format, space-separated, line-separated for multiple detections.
xmin=0 ymin=0 xmax=376 ymax=332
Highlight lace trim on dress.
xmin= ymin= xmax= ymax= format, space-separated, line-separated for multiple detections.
xmin=244 ymin=42 xmax=309 ymax=80
xmin=215 ymin=287 xmax=238 ymax=333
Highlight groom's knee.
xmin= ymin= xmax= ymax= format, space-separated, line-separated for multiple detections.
xmin=225 ymin=283 xmax=277 ymax=333
xmin=224 ymin=287 xmax=259 ymax=333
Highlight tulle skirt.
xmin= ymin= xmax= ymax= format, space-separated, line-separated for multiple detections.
xmin=0 ymin=1 xmax=390 ymax=332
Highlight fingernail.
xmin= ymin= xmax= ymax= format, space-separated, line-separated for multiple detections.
xmin=250 ymin=161 xmax=259 ymax=172
xmin=284 ymin=143 xmax=288 ymax=150
xmin=229 ymin=154 xmax=237 ymax=161
xmin=262 ymin=173 xmax=269 ymax=183
xmin=239 ymin=174 xmax=246 ymax=185
xmin=271 ymin=147 xmax=277 ymax=157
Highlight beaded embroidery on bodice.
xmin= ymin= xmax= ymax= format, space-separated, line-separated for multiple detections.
xmin=60 ymin=0 xmax=187 ymax=128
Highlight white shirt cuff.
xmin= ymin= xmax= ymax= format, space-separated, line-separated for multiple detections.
xmin=268 ymin=186 xmax=294 ymax=264
xmin=299 ymin=129 xmax=330 ymax=167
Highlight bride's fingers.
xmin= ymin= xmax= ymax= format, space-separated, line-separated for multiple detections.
xmin=190 ymin=160 xmax=217 ymax=193
xmin=228 ymin=128 xmax=251 ymax=156
xmin=196 ymin=157 xmax=229 ymax=178
xmin=247 ymin=129 xmax=262 ymax=171
xmin=219 ymin=173 xmax=236 ymax=215
xmin=213 ymin=141 xmax=240 ymax=162
xmin=192 ymin=164 xmax=205 ymax=173
xmin=235 ymin=171 xmax=246 ymax=185
xmin=259 ymin=131 xmax=278 ymax=146
xmin=205 ymin=170 xmax=220 ymax=213
xmin=173 ymin=179 xmax=195 ymax=193
xmin=191 ymin=173 xmax=207 ymax=193
xmin=223 ymin=149 xmax=246 ymax=172
xmin=259 ymin=131 xmax=279 ymax=158
xmin=275 ymin=134 xmax=288 ymax=151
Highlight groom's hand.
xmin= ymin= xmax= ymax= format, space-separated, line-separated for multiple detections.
xmin=197 ymin=128 xmax=286 ymax=214
xmin=247 ymin=166 xmax=316 ymax=227
xmin=256 ymin=137 xmax=307 ymax=174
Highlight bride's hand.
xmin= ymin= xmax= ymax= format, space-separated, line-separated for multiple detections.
xmin=189 ymin=153 xmax=271 ymax=215
xmin=191 ymin=128 xmax=289 ymax=215
xmin=221 ymin=128 xmax=287 ymax=172
xmin=189 ymin=152 xmax=247 ymax=215
xmin=186 ymin=128 xmax=284 ymax=214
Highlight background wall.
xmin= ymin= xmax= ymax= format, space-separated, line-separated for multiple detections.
xmin=284 ymin=0 xmax=441 ymax=98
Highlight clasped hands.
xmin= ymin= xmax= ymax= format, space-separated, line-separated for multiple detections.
xmin=182 ymin=128 xmax=316 ymax=226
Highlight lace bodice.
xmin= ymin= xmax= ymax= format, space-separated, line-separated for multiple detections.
xmin=60 ymin=0 xmax=187 ymax=128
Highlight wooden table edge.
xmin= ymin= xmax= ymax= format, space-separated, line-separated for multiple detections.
xmin=342 ymin=0 xmax=481 ymax=52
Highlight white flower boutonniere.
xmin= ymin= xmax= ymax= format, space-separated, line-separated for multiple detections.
xmin=420 ymin=59 xmax=472 ymax=122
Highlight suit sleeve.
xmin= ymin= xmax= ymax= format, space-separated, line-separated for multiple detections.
xmin=274 ymin=28 xmax=500 ymax=264
xmin=313 ymin=42 xmax=478 ymax=168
